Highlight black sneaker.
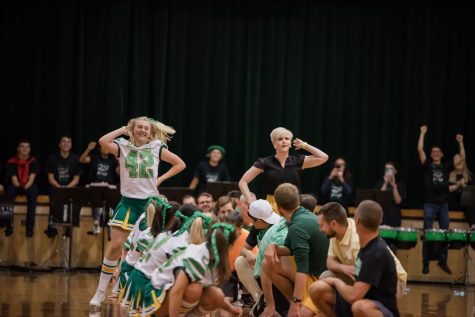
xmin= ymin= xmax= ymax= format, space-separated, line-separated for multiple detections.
xmin=250 ymin=293 xmax=265 ymax=317
xmin=5 ymin=227 xmax=13 ymax=237
xmin=241 ymin=292 xmax=254 ymax=308
xmin=26 ymin=228 xmax=34 ymax=238
xmin=438 ymin=263 xmax=452 ymax=275
xmin=422 ymin=265 xmax=429 ymax=274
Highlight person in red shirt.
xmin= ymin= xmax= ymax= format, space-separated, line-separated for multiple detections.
xmin=5 ymin=139 xmax=40 ymax=237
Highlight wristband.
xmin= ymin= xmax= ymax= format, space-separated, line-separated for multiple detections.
xmin=292 ymin=297 xmax=302 ymax=303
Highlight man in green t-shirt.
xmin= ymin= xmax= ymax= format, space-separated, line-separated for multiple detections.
xmin=263 ymin=183 xmax=329 ymax=317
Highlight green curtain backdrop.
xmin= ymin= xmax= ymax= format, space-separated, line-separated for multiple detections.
xmin=1 ymin=0 xmax=474 ymax=207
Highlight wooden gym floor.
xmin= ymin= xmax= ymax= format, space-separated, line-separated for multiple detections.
xmin=0 ymin=271 xmax=472 ymax=317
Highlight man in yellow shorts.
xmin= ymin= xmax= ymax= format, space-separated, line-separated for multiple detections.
xmin=263 ymin=183 xmax=329 ymax=317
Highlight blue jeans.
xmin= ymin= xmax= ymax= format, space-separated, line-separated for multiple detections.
xmin=423 ymin=202 xmax=449 ymax=266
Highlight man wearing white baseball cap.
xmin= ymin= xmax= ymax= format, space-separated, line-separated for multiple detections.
xmin=249 ymin=199 xmax=281 ymax=226
xmin=236 ymin=199 xmax=289 ymax=316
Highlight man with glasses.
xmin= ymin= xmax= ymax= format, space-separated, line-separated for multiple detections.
xmin=197 ymin=192 xmax=214 ymax=214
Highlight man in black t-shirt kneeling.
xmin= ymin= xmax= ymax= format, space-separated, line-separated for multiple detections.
xmin=309 ymin=200 xmax=399 ymax=317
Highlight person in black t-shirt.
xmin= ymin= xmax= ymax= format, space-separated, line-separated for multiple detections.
xmin=46 ymin=135 xmax=82 ymax=229
xmin=417 ymin=125 xmax=465 ymax=275
xmin=321 ymin=157 xmax=353 ymax=212
xmin=189 ymin=145 xmax=230 ymax=195
xmin=373 ymin=162 xmax=407 ymax=227
xmin=79 ymin=141 xmax=119 ymax=185
xmin=239 ymin=127 xmax=328 ymax=211
xmin=5 ymin=140 xmax=40 ymax=237
xmin=79 ymin=141 xmax=119 ymax=234
xmin=310 ymin=200 xmax=399 ymax=317
xmin=448 ymin=152 xmax=474 ymax=228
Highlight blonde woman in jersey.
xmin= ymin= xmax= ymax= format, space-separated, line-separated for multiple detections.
xmin=121 ymin=212 xmax=213 ymax=310
xmin=132 ymin=223 xmax=241 ymax=317
xmin=90 ymin=116 xmax=186 ymax=307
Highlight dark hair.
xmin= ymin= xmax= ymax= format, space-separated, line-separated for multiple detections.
xmin=216 ymin=196 xmax=232 ymax=211
xmin=274 ymin=183 xmax=300 ymax=211
xmin=334 ymin=157 xmax=352 ymax=182
xmin=209 ymin=227 xmax=237 ymax=286
xmin=319 ymin=202 xmax=348 ymax=226
xmin=227 ymin=190 xmax=241 ymax=199
xmin=385 ymin=161 xmax=397 ymax=170
xmin=355 ymin=200 xmax=382 ymax=232
xmin=182 ymin=194 xmax=196 ymax=203
xmin=173 ymin=204 xmax=202 ymax=232
xmin=151 ymin=202 xmax=180 ymax=237
xmin=224 ymin=211 xmax=243 ymax=228
xmin=59 ymin=134 xmax=72 ymax=141
xmin=300 ymin=194 xmax=317 ymax=212
xmin=17 ymin=138 xmax=31 ymax=146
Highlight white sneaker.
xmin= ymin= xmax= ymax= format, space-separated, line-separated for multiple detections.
xmin=89 ymin=289 xmax=105 ymax=307
xmin=93 ymin=225 xmax=101 ymax=235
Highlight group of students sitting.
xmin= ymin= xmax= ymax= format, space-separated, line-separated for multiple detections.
xmin=107 ymin=182 xmax=406 ymax=317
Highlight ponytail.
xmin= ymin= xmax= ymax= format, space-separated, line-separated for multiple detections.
xmin=208 ymin=224 xmax=236 ymax=285
xmin=146 ymin=202 xmax=156 ymax=229
xmin=147 ymin=196 xmax=178 ymax=237
xmin=189 ymin=217 xmax=206 ymax=244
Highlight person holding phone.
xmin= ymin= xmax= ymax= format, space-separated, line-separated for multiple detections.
xmin=239 ymin=127 xmax=328 ymax=211
xmin=373 ymin=162 xmax=407 ymax=228
xmin=321 ymin=158 xmax=353 ymax=213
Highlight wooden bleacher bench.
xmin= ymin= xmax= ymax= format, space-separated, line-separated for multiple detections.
xmin=347 ymin=206 xmax=466 ymax=221
xmin=13 ymin=194 xmax=50 ymax=206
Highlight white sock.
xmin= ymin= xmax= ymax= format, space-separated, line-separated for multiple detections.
xmin=187 ymin=305 xmax=213 ymax=317
xmin=179 ymin=300 xmax=199 ymax=317
xmin=97 ymin=258 xmax=117 ymax=292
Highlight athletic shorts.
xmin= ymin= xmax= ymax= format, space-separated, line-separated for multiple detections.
xmin=109 ymin=196 xmax=149 ymax=231
xmin=266 ymin=195 xmax=279 ymax=214
xmin=289 ymin=257 xmax=320 ymax=314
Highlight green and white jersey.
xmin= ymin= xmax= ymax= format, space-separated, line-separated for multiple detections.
xmin=136 ymin=231 xmax=190 ymax=278
xmin=114 ymin=138 xmax=165 ymax=199
xmin=124 ymin=232 xmax=133 ymax=251
xmin=150 ymin=242 xmax=215 ymax=290
xmin=125 ymin=213 xmax=148 ymax=265
xmin=136 ymin=228 xmax=155 ymax=253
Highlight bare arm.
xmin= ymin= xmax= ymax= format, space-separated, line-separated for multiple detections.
xmin=449 ymin=181 xmax=464 ymax=193
xmin=239 ymin=242 xmax=256 ymax=264
xmin=24 ymin=173 xmax=36 ymax=189
xmin=392 ymin=185 xmax=402 ymax=205
xmin=79 ymin=141 xmax=97 ymax=164
xmin=293 ymin=138 xmax=329 ymax=169
xmin=168 ymin=271 xmax=190 ymax=317
xmin=217 ymin=293 xmax=243 ymax=316
xmin=48 ymin=173 xmax=61 ymax=188
xmin=11 ymin=175 xmax=20 ymax=187
xmin=417 ymin=125 xmax=427 ymax=165
xmin=238 ymin=166 xmax=262 ymax=203
xmin=456 ymin=134 xmax=466 ymax=162
xmin=189 ymin=177 xmax=199 ymax=189
xmin=326 ymin=256 xmax=356 ymax=282
xmin=66 ymin=175 xmax=80 ymax=188
xmin=388 ymin=176 xmax=402 ymax=204
xmin=325 ymin=277 xmax=371 ymax=304
xmin=99 ymin=126 xmax=127 ymax=157
xmin=157 ymin=148 xmax=186 ymax=187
